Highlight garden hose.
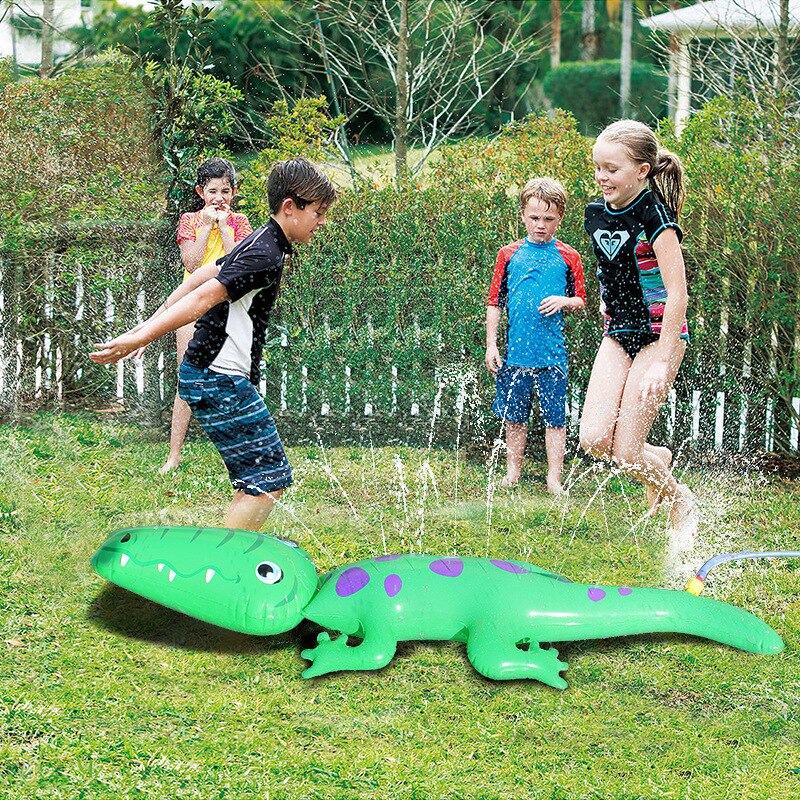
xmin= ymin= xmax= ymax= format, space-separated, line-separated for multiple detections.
xmin=685 ymin=552 xmax=800 ymax=595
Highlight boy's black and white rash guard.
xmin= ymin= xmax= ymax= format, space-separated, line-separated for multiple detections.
xmin=184 ymin=218 xmax=292 ymax=386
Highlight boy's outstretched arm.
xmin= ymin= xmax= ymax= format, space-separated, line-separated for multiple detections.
xmin=89 ymin=264 xmax=228 ymax=365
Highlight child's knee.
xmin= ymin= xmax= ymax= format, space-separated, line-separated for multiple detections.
xmin=579 ymin=426 xmax=612 ymax=460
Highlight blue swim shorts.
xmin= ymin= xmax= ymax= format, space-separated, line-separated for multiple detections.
xmin=492 ymin=363 xmax=568 ymax=428
xmin=178 ymin=360 xmax=293 ymax=495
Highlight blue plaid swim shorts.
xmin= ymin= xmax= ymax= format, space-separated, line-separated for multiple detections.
xmin=178 ymin=360 xmax=293 ymax=495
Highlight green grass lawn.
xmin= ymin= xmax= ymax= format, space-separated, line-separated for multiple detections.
xmin=2 ymin=413 xmax=799 ymax=799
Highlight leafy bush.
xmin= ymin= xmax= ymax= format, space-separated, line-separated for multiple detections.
xmin=240 ymin=96 xmax=343 ymax=225
xmin=0 ymin=57 xmax=13 ymax=89
xmin=543 ymin=60 xmax=668 ymax=135
xmin=660 ymin=92 xmax=800 ymax=447
xmin=0 ymin=51 xmax=161 ymax=239
xmin=128 ymin=0 xmax=245 ymax=217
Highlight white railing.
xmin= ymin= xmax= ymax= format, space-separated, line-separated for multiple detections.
xmin=3 ymin=335 xmax=797 ymax=453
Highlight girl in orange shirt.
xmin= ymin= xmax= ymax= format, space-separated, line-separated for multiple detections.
xmin=161 ymin=158 xmax=253 ymax=473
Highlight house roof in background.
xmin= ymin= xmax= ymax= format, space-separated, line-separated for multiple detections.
xmin=641 ymin=0 xmax=800 ymax=35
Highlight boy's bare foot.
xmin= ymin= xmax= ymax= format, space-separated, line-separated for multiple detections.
xmin=159 ymin=457 xmax=181 ymax=475
xmin=646 ymin=446 xmax=672 ymax=516
xmin=668 ymin=484 xmax=697 ymax=552
xmin=499 ymin=474 xmax=519 ymax=489
xmin=546 ymin=475 xmax=563 ymax=496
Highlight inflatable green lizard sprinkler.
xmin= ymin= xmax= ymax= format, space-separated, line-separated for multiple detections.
xmin=91 ymin=526 xmax=783 ymax=688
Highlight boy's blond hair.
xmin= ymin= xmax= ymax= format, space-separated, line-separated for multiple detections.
xmin=520 ymin=177 xmax=567 ymax=216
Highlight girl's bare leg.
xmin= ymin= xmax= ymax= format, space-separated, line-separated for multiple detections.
xmin=610 ymin=341 xmax=694 ymax=536
xmin=160 ymin=322 xmax=195 ymax=474
xmin=644 ymin=443 xmax=672 ymax=515
xmin=501 ymin=421 xmax=527 ymax=488
xmin=579 ymin=337 xmax=631 ymax=460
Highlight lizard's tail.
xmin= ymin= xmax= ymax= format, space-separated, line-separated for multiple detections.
xmin=557 ymin=586 xmax=784 ymax=654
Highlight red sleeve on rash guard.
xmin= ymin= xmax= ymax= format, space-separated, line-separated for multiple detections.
xmin=487 ymin=241 xmax=523 ymax=307
xmin=555 ymin=240 xmax=586 ymax=303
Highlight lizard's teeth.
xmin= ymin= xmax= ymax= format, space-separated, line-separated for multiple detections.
xmin=168 ymin=570 xmax=176 ymax=582
xmin=120 ymin=553 xmax=129 ymax=567
xmin=158 ymin=563 xmax=165 ymax=572
xmin=206 ymin=569 xmax=215 ymax=584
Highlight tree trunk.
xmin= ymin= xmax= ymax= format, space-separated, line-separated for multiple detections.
xmin=619 ymin=0 xmax=632 ymax=117
xmin=666 ymin=0 xmax=680 ymax=119
xmin=394 ymin=0 xmax=409 ymax=181
xmin=581 ymin=0 xmax=598 ymax=61
xmin=39 ymin=0 xmax=56 ymax=78
xmin=775 ymin=0 xmax=789 ymax=91
xmin=550 ymin=0 xmax=562 ymax=69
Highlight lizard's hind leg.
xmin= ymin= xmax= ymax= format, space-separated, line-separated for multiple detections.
xmin=301 ymin=631 xmax=398 ymax=678
xmin=466 ymin=624 xmax=568 ymax=687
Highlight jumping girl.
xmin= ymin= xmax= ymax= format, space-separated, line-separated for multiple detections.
xmin=162 ymin=158 xmax=253 ymax=474
xmin=579 ymin=120 xmax=695 ymax=545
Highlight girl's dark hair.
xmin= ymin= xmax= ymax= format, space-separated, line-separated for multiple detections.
xmin=189 ymin=157 xmax=238 ymax=211
xmin=267 ymin=157 xmax=337 ymax=215
xmin=598 ymin=120 xmax=685 ymax=218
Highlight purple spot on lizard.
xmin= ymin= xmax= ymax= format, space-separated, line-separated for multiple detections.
xmin=384 ymin=574 xmax=402 ymax=597
xmin=618 ymin=587 xmax=633 ymax=596
xmin=335 ymin=567 xmax=370 ymax=597
xmin=588 ymin=588 xmax=606 ymax=602
xmin=490 ymin=559 xmax=532 ymax=574
xmin=430 ymin=558 xmax=463 ymax=577
xmin=374 ymin=554 xmax=402 ymax=562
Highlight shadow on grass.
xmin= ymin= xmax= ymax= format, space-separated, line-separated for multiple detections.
xmin=87 ymin=583 xmax=319 ymax=656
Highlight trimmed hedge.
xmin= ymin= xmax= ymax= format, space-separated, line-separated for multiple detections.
xmin=543 ymin=60 xmax=668 ymax=135
xmin=0 ymin=52 xmax=162 ymax=239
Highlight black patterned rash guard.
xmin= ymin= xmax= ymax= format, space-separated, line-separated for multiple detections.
xmin=584 ymin=189 xmax=687 ymax=339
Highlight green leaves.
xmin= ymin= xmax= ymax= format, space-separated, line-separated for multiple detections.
xmin=125 ymin=0 xmax=244 ymax=218
xmin=239 ymin=96 xmax=343 ymax=223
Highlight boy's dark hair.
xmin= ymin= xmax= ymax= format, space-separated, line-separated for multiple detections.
xmin=189 ymin=157 xmax=238 ymax=211
xmin=267 ymin=157 xmax=337 ymax=215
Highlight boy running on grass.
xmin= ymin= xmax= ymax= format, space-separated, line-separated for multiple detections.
xmin=90 ymin=158 xmax=336 ymax=531
xmin=485 ymin=178 xmax=586 ymax=494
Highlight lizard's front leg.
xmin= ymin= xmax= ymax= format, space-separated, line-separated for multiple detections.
xmin=466 ymin=623 xmax=568 ymax=688
xmin=301 ymin=630 xmax=398 ymax=678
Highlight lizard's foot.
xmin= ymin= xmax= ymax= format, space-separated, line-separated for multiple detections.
xmin=301 ymin=631 xmax=397 ymax=678
xmin=301 ymin=632 xmax=352 ymax=678
xmin=467 ymin=636 xmax=568 ymax=688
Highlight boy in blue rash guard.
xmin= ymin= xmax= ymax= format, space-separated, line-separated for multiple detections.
xmin=486 ymin=178 xmax=586 ymax=494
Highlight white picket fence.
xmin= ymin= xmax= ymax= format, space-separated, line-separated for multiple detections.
xmin=2 ymin=255 xmax=798 ymax=452
xmin=3 ymin=330 xmax=797 ymax=453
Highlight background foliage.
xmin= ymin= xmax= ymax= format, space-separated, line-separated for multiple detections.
xmin=543 ymin=59 xmax=668 ymax=135
xmin=1 ymin=45 xmax=798 ymax=451
xmin=68 ymin=0 xmax=680 ymax=148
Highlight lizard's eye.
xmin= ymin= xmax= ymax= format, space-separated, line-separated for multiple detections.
xmin=256 ymin=561 xmax=283 ymax=585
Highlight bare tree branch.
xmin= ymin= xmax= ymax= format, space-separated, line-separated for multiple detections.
xmin=271 ymin=0 xmax=543 ymax=178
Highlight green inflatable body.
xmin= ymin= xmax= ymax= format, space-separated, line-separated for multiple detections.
xmin=91 ymin=526 xmax=783 ymax=688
